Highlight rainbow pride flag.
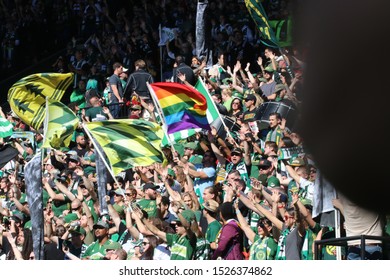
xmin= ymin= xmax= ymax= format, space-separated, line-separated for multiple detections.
xmin=149 ymin=82 xmax=210 ymax=134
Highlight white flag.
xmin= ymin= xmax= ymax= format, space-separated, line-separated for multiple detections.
xmin=158 ymin=27 xmax=178 ymax=46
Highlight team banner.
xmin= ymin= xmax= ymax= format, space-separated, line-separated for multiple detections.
xmin=41 ymin=99 xmax=79 ymax=149
xmin=244 ymin=0 xmax=279 ymax=48
xmin=278 ymin=146 xmax=306 ymax=160
xmin=85 ymin=119 xmax=164 ymax=175
xmin=7 ymin=73 xmax=73 ymax=130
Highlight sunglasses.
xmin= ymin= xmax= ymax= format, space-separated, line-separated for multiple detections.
xmin=125 ymin=193 xmax=132 ymax=196
xmin=257 ymin=222 xmax=266 ymax=228
xmin=175 ymin=221 xmax=183 ymax=227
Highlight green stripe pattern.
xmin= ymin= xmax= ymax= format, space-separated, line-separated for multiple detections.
xmin=42 ymin=99 xmax=79 ymax=149
xmin=0 ymin=117 xmax=13 ymax=138
xmin=85 ymin=119 xmax=165 ymax=175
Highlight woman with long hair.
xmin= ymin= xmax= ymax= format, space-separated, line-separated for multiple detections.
xmin=228 ymin=97 xmax=243 ymax=121
xmin=6 ymin=228 xmax=33 ymax=260
xmin=139 ymin=235 xmax=158 ymax=260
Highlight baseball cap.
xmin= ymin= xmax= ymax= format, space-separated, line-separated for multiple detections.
xmin=244 ymin=94 xmax=256 ymax=102
xmin=231 ymin=147 xmax=243 ymax=156
xmin=93 ymin=220 xmax=109 ymax=229
xmin=142 ymin=182 xmax=158 ymax=191
xmin=202 ymin=199 xmax=219 ymax=213
xmin=267 ymin=176 xmax=280 ymax=188
xmin=184 ymin=142 xmax=197 ymax=150
xmin=289 ymin=156 xmax=305 ymax=167
xmin=258 ymin=159 xmax=272 ymax=168
xmin=175 ymin=209 xmax=196 ymax=223
xmin=114 ymin=189 xmax=125 ymax=197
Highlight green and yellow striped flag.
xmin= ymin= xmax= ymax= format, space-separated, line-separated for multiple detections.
xmin=85 ymin=119 xmax=164 ymax=175
xmin=245 ymin=0 xmax=279 ymax=48
xmin=7 ymin=73 xmax=74 ymax=130
xmin=41 ymin=99 xmax=79 ymax=149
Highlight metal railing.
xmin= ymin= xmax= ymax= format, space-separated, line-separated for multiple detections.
xmin=314 ymin=235 xmax=390 ymax=260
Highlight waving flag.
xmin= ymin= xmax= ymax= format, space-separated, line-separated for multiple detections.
xmin=195 ymin=78 xmax=220 ymax=125
xmin=85 ymin=119 xmax=164 ymax=175
xmin=0 ymin=117 xmax=13 ymax=138
xmin=158 ymin=26 xmax=179 ymax=46
xmin=245 ymin=0 xmax=279 ymax=48
xmin=149 ymin=82 xmax=209 ymax=135
xmin=42 ymin=99 xmax=79 ymax=149
xmin=7 ymin=73 xmax=73 ymax=130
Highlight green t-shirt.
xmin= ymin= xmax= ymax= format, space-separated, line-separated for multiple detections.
xmin=250 ymin=235 xmax=277 ymax=260
xmin=205 ymin=220 xmax=222 ymax=244
xmin=85 ymin=106 xmax=108 ymax=121
xmin=70 ymin=89 xmax=86 ymax=109
xmin=82 ymin=239 xmax=114 ymax=260
xmin=194 ymin=237 xmax=211 ymax=260
xmin=166 ymin=233 xmax=196 ymax=260
xmin=49 ymin=192 xmax=71 ymax=217
xmin=223 ymin=98 xmax=233 ymax=112
xmin=138 ymin=199 xmax=158 ymax=218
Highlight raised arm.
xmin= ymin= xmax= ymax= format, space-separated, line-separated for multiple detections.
xmin=234 ymin=200 xmax=256 ymax=242
xmin=137 ymin=207 xmax=167 ymax=242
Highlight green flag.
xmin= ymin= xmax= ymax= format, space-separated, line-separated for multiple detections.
xmin=0 ymin=117 xmax=13 ymax=138
xmin=195 ymin=78 xmax=220 ymax=124
xmin=85 ymin=119 xmax=164 ymax=175
xmin=244 ymin=0 xmax=279 ymax=48
xmin=41 ymin=99 xmax=79 ymax=149
xmin=161 ymin=128 xmax=200 ymax=147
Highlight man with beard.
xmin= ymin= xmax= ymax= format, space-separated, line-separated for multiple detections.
xmin=81 ymin=220 xmax=117 ymax=260
xmin=71 ymin=134 xmax=87 ymax=158
xmin=138 ymin=183 xmax=159 ymax=219
xmin=225 ymin=147 xmax=252 ymax=190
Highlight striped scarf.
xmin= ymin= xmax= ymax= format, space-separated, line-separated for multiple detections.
xmin=276 ymin=226 xmax=294 ymax=260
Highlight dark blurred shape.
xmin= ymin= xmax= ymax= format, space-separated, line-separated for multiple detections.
xmin=295 ymin=0 xmax=390 ymax=213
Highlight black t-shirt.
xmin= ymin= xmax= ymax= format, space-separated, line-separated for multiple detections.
xmin=242 ymin=107 xmax=261 ymax=123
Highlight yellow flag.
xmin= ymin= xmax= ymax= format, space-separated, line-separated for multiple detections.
xmin=41 ymin=99 xmax=79 ymax=149
xmin=7 ymin=73 xmax=73 ymax=130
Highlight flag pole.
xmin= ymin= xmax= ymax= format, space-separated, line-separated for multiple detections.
xmin=159 ymin=24 xmax=163 ymax=82
xmin=146 ymin=82 xmax=177 ymax=155
xmin=81 ymin=123 xmax=131 ymax=204
xmin=81 ymin=123 xmax=120 ymax=187
xmin=198 ymin=77 xmax=240 ymax=148
xmin=334 ymin=192 xmax=341 ymax=260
